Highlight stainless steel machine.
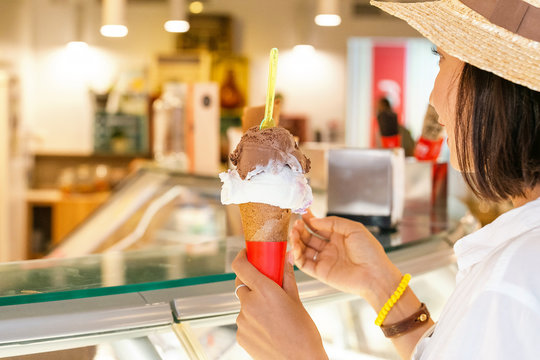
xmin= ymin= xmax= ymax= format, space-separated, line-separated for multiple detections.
xmin=327 ymin=148 xmax=405 ymax=229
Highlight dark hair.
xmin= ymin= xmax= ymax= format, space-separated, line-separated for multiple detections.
xmin=378 ymin=97 xmax=391 ymax=110
xmin=456 ymin=64 xmax=540 ymax=201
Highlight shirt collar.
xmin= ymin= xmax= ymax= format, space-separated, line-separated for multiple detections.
xmin=454 ymin=195 xmax=540 ymax=274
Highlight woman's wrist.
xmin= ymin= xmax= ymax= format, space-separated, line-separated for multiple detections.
xmin=361 ymin=271 xmax=429 ymax=333
xmin=360 ymin=265 xmax=403 ymax=311
xmin=359 ymin=267 xmax=424 ymax=324
xmin=294 ymin=330 xmax=329 ymax=360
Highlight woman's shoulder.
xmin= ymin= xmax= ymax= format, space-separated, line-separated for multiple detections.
xmin=482 ymin=228 xmax=540 ymax=298
xmin=507 ymin=227 xmax=540 ymax=272
xmin=501 ymin=227 xmax=540 ymax=267
xmin=418 ymin=230 xmax=540 ymax=359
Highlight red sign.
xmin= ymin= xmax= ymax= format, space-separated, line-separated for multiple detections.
xmin=371 ymin=44 xmax=406 ymax=146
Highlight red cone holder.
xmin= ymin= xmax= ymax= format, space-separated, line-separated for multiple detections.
xmin=245 ymin=241 xmax=288 ymax=287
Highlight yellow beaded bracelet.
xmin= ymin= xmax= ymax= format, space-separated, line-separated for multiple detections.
xmin=374 ymin=273 xmax=411 ymax=326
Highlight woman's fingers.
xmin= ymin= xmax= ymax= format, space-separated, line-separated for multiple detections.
xmin=302 ymin=211 xmax=333 ymax=239
xmin=290 ymin=227 xmax=311 ymax=260
xmin=290 ymin=220 xmax=328 ymax=278
xmin=293 ymin=242 xmax=318 ymax=265
xmin=290 ymin=226 xmax=321 ymax=259
xmin=232 ymin=249 xmax=273 ymax=291
xmin=290 ymin=226 xmax=306 ymax=254
xmin=292 ymin=219 xmax=328 ymax=252
xmin=234 ymin=277 xmax=250 ymax=301
xmin=300 ymin=213 xmax=331 ymax=241
xmin=309 ymin=216 xmax=364 ymax=238
xmin=290 ymin=233 xmax=319 ymax=275
xmin=282 ymin=252 xmax=300 ymax=301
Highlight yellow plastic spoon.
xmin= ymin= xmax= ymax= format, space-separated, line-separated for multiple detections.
xmin=259 ymin=48 xmax=279 ymax=130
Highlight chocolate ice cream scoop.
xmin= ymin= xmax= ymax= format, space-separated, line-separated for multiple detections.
xmin=230 ymin=126 xmax=311 ymax=179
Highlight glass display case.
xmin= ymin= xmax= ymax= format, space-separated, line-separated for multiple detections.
xmin=0 ymin=167 xmax=478 ymax=359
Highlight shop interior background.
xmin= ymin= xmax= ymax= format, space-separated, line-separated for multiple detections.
xmin=0 ymin=0 xmax=439 ymax=262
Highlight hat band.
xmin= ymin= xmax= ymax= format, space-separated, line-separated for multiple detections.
xmin=461 ymin=0 xmax=540 ymax=42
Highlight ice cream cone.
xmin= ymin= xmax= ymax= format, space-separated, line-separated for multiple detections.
xmin=241 ymin=101 xmax=281 ymax=133
xmin=239 ymin=202 xmax=290 ymax=286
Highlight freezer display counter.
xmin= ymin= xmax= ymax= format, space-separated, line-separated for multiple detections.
xmin=0 ymin=167 xmax=478 ymax=359
xmin=0 ymin=234 xmax=474 ymax=358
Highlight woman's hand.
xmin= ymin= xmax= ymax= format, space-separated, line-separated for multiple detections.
xmin=290 ymin=211 xmax=402 ymax=307
xmin=232 ymin=249 xmax=328 ymax=360
xmin=291 ymin=212 xmax=435 ymax=360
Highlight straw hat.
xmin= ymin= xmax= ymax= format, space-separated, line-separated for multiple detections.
xmin=370 ymin=0 xmax=540 ymax=92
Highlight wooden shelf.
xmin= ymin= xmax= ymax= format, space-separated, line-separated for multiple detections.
xmin=27 ymin=190 xmax=110 ymax=258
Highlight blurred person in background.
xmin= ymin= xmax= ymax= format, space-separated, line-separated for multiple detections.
xmin=377 ymin=97 xmax=415 ymax=156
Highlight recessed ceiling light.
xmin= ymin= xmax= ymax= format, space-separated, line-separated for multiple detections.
xmin=189 ymin=1 xmax=204 ymax=14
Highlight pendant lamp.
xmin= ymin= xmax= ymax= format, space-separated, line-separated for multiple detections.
xmin=101 ymin=0 xmax=128 ymax=37
xmin=315 ymin=0 xmax=341 ymax=26
xmin=164 ymin=0 xmax=190 ymax=33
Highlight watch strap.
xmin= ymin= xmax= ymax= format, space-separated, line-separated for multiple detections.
xmin=380 ymin=302 xmax=430 ymax=338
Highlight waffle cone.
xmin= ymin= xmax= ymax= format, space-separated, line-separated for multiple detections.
xmin=239 ymin=202 xmax=290 ymax=242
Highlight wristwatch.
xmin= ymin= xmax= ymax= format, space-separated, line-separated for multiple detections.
xmin=380 ymin=303 xmax=430 ymax=338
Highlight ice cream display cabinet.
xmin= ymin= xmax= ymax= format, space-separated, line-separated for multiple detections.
xmin=0 ymin=167 xmax=477 ymax=359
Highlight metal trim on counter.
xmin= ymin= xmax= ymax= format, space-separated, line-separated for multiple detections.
xmin=0 ymin=325 xmax=173 ymax=358
xmin=0 ymin=293 xmax=171 ymax=350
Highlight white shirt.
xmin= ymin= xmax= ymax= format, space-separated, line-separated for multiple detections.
xmin=414 ymin=196 xmax=540 ymax=359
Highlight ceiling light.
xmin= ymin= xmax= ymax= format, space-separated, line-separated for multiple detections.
xmin=165 ymin=0 xmax=190 ymax=33
xmin=67 ymin=2 xmax=89 ymax=48
xmin=101 ymin=0 xmax=128 ymax=37
xmin=293 ymin=0 xmax=316 ymax=52
xmin=293 ymin=44 xmax=315 ymax=55
xmin=66 ymin=41 xmax=89 ymax=51
xmin=189 ymin=1 xmax=204 ymax=14
xmin=315 ymin=14 xmax=341 ymax=26
xmin=164 ymin=20 xmax=190 ymax=33
xmin=100 ymin=25 xmax=128 ymax=37
xmin=315 ymin=0 xmax=341 ymax=27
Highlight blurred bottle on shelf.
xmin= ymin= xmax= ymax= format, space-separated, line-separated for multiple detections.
xmin=152 ymin=83 xmax=189 ymax=171
xmin=94 ymin=164 xmax=110 ymax=192
xmin=220 ymin=69 xmax=244 ymax=109
xmin=414 ymin=104 xmax=444 ymax=161
xmin=57 ymin=164 xmax=113 ymax=194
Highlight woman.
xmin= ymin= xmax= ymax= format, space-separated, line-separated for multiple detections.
xmin=232 ymin=0 xmax=540 ymax=358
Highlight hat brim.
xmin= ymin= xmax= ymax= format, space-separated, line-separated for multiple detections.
xmin=371 ymin=0 xmax=540 ymax=92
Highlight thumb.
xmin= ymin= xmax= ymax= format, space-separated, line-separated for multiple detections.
xmin=282 ymin=251 xmax=300 ymax=301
